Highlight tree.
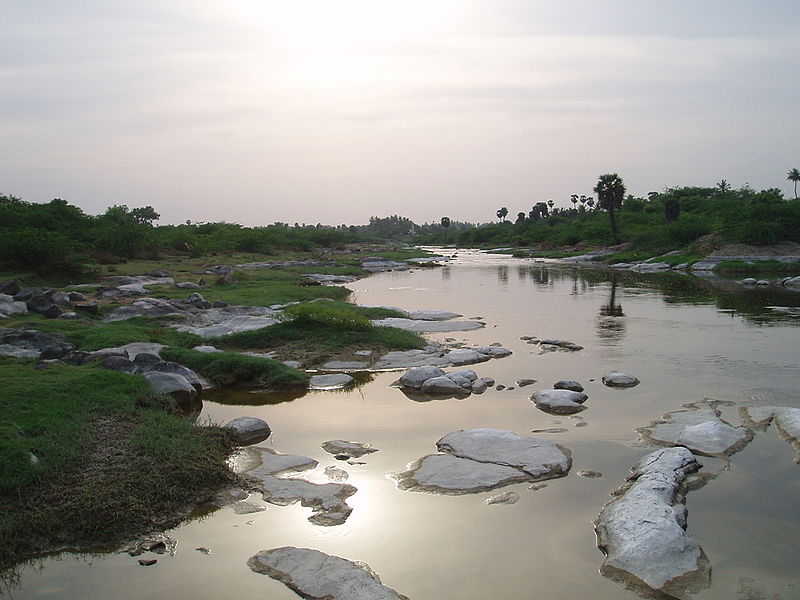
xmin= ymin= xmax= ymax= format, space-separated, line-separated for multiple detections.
xmin=496 ymin=207 xmax=508 ymax=222
xmin=587 ymin=198 xmax=595 ymax=209
xmin=440 ymin=216 xmax=451 ymax=241
xmin=130 ymin=205 xmax=160 ymax=225
xmin=570 ymin=194 xmax=578 ymax=210
xmin=516 ymin=212 xmax=526 ymax=223
xmin=716 ymin=179 xmax=731 ymax=193
xmin=664 ymin=196 xmax=680 ymax=223
xmin=547 ymin=199 xmax=554 ymax=211
xmin=593 ymin=173 xmax=626 ymax=244
xmin=787 ymin=168 xmax=800 ymax=200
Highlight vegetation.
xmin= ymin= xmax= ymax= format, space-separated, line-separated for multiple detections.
xmin=0 ymin=359 xmax=237 ymax=569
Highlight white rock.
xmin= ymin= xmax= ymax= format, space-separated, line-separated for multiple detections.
xmin=309 ymin=373 xmax=355 ymax=390
xmin=392 ymin=454 xmax=532 ymax=495
xmin=531 ymin=389 xmax=588 ymax=415
xmin=245 ymin=448 xmax=318 ymax=476
xmin=225 ymin=417 xmax=272 ymax=445
xmin=372 ymin=317 xmax=484 ymax=332
xmin=406 ymin=309 xmax=462 ymax=321
xmin=143 ymin=372 xmax=198 ymax=405
xmin=594 ymin=447 xmax=710 ymax=597
xmin=485 ymin=491 xmax=520 ymax=505
xmin=445 ymin=348 xmax=490 ymax=366
xmin=249 ymin=547 xmax=410 ymax=600
xmin=421 ymin=376 xmax=470 ymax=395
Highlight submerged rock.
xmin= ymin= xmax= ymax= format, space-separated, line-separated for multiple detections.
xmin=249 ymin=547 xmax=410 ymax=600
xmin=485 ymin=491 xmax=520 ymax=505
xmin=249 ymin=474 xmax=356 ymax=526
xmin=602 ymin=372 xmax=640 ymax=388
xmin=531 ymin=389 xmax=588 ymax=415
xmin=742 ymin=405 xmax=800 ymax=461
xmin=309 ymin=373 xmax=355 ymax=390
xmin=638 ymin=401 xmax=752 ymax=457
xmin=244 ymin=448 xmax=318 ymax=476
xmin=392 ymin=453 xmax=532 ymax=495
xmin=372 ymin=317 xmax=484 ymax=333
xmin=225 ymin=417 xmax=272 ymax=445
xmin=322 ymin=440 xmax=379 ymax=459
xmin=594 ymin=447 xmax=710 ymax=598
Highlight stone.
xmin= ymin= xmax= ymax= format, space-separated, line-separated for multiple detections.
xmin=421 ymin=376 xmax=471 ymax=396
xmin=99 ymin=355 xmax=139 ymax=375
xmin=594 ymin=447 xmax=710 ymax=598
xmin=176 ymin=282 xmax=201 ymax=289
xmin=143 ymin=371 xmax=198 ymax=406
xmin=534 ymin=339 xmax=583 ymax=351
xmin=304 ymin=274 xmax=359 ymax=284
xmin=638 ymin=401 xmax=752 ymax=457
xmin=406 ymin=309 xmax=462 ymax=321
xmin=392 ymin=454 xmax=533 ymax=495
xmin=740 ymin=277 xmax=758 ymax=285
xmin=104 ymin=297 xmax=187 ymax=321
xmin=244 ymin=447 xmax=318 ymax=476
xmin=372 ymin=317 xmax=484 ymax=333
xmin=0 ymin=295 xmax=27 ymax=317
xmin=470 ymin=379 xmax=488 ymax=393
xmin=361 ymin=258 xmax=409 ymax=272
xmin=248 ymin=474 xmax=357 ymax=526
xmin=485 ymin=491 xmax=520 ymax=505
xmin=0 ymin=280 xmax=21 ymax=296
xmin=322 ymin=440 xmax=378 ymax=459
xmin=145 ymin=270 xmax=171 ymax=278
xmin=516 ymin=378 xmax=537 ymax=387
xmin=320 ymin=360 xmax=369 ymax=370
xmin=248 ymin=547 xmax=410 ymax=600
xmin=554 ymin=380 xmax=584 ymax=392
xmin=602 ymin=372 xmax=640 ymax=387
xmin=232 ymin=501 xmax=267 ymax=515
xmin=444 ymin=348 xmax=491 ymax=366
xmin=127 ymin=533 xmax=177 ymax=556
xmin=0 ymin=327 xmax=76 ymax=359
xmin=193 ymin=345 xmax=222 ymax=353
xmin=225 ymin=417 xmax=272 ymax=445
xmin=437 ymin=428 xmax=571 ymax=479
xmin=74 ymin=301 xmax=99 ymax=315
xmin=578 ymin=470 xmax=603 ymax=478
xmin=309 ymin=373 xmax=355 ymax=390
xmin=741 ymin=406 xmax=800 ymax=461
xmin=324 ymin=466 xmax=349 ymax=481
xmin=396 ymin=365 xmax=446 ymax=389
xmin=473 ymin=345 xmax=513 ymax=358
xmin=57 ymin=311 xmax=81 ymax=320
xmin=531 ymin=389 xmax=588 ymax=415
xmin=0 ymin=344 xmax=40 ymax=358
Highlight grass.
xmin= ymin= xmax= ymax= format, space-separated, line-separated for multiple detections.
xmin=160 ymin=347 xmax=309 ymax=389
xmin=0 ymin=359 xmax=237 ymax=570
xmin=714 ymin=259 xmax=800 ymax=274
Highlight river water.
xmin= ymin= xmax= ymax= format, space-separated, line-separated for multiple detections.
xmin=9 ymin=250 xmax=800 ymax=599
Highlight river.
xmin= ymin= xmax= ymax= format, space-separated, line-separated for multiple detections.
xmin=9 ymin=250 xmax=800 ymax=599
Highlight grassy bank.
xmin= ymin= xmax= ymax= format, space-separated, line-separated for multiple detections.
xmin=0 ymin=359 xmax=237 ymax=571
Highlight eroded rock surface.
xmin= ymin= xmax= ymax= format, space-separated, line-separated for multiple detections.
xmin=594 ymin=447 xmax=710 ymax=598
xmin=638 ymin=401 xmax=752 ymax=457
xmin=742 ymin=405 xmax=800 ymax=461
xmin=249 ymin=547 xmax=410 ymax=600
xmin=248 ymin=474 xmax=356 ymax=526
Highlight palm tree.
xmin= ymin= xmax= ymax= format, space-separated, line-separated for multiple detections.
xmin=787 ymin=168 xmax=800 ymax=200
xmin=496 ymin=207 xmax=508 ymax=222
xmin=587 ymin=198 xmax=595 ymax=209
xmin=570 ymin=194 xmax=579 ymax=210
xmin=440 ymin=216 xmax=451 ymax=242
xmin=716 ymin=179 xmax=731 ymax=193
xmin=547 ymin=199 xmax=554 ymax=211
xmin=594 ymin=173 xmax=626 ymax=244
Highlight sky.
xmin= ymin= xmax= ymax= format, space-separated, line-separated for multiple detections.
xmin=1 ymin=1 xmax=798 ymax=226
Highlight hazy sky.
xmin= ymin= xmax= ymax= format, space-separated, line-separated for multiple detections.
xmin=2 ymin=1 xmax=798 ymax=226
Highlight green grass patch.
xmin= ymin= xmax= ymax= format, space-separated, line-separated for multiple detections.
xmin=0 ymin=359 xmax=237 ymax=570
xmin=160 ymin=347 xmax=308 ymax=389
xmin=283 ymin=302 xmax=373 ymax=331
xmin=714 ymin=259 xmax=800 ymax=274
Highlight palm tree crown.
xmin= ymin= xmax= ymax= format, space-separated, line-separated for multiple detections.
xmin=787 ymin=168 xmax=800 ymax=200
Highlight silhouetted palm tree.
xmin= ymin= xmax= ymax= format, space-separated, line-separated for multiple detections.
xmin=716 ymin=179 xmax=731 ymax=193
xmin=787 ymin=168 xmax=800 ymax=200
xmin=440 ymin=216 xmax=450 ymax=241
xmin=547 ymin=199 xmax=554 ymax=212
xmin=587 ymin=198 xmax=595 ymax=209
xmin=570 ymin=194 xmax=578 ymax=210
xmin=496 ymin=207 xmax=508 ymax=222
xmin=594 ymin=173 xmax=626 ymax=244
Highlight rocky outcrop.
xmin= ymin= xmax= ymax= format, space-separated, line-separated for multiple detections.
xmin=0 ymin=327 xmax=76 ymax=359
xmin=531 ymin=389 xmax=588 ymax=415
xmin=594 ymin=447 xmax=710 ymax=599
xmin=249 ymin=547 xmax=410 ymax=600
xmin=393 ymin=366 xmax=496 ymax=399
xmin=373 ymin=344 xmax=511 ymax=371
xmin=392 ymin=428 xmax=571 ymax=495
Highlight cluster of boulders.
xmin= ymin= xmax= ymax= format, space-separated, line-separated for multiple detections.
xmin=393 ymin=365 xmax=495 ymax=398
xmin=1 ymin=280 xmax=94 ymax=319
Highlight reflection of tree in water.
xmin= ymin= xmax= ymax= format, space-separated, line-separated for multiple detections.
xmin=596 ymin=275 xmax=625 ymax=344
xmin=497 ymin=265 xmax=509 ymax=283
xmin=441 ymin=266 xmax=451 ymax=281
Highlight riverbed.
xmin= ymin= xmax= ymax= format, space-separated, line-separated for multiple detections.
xmin=9 ymin=250 xmax=800 ymax=599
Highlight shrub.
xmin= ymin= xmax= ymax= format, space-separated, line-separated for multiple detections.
xmin=283 ymin=302 xmax=372 ymax=331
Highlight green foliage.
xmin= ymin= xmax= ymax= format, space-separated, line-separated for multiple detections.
xmin=160 ymin=347 xmax=308 ymax=388
xmin=284 ymin=302 xmax=373 ymax=331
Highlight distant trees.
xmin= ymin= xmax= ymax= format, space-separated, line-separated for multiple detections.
xmin=516 ymin=212 xmax=526 ymax=223
xmin=664 ymin=196 xmax=680 ymax=223
xmin=496 ymin=207 xmax=509 ymax=222
xmin=570 ymin=194 xmax=578 ymax=210
xmin=593 ymin=173 xmax=626 ymax=244
xmin=787 ymin=168 xmax=800 ymax=200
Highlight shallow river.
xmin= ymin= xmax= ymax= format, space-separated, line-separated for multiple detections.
xmin=10 ymin=250 xmax=800 ymax=599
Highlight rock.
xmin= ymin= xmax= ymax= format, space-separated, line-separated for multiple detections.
xmin=372 ymin=317 xmax=484 ymax=333
xmin=134 ymin=357 xmax=207 ymax=390
xmin=324 ymin=466 xmax=349 ymax=481
xmin=638 ymin=401 xmax=752 ymax=457
xmin=232 ymin=501 xmax=267 ymax=515
xmin=531 ymin=389 xmax=588 ymax=415
xmin=353 ymin=350 xmax=374 ymax=360
xmin=516 ymin=378 xmax=537 ymax=387
xmin=225 ymin=417 xmax=272 ymax=445
xmin=421 ymin=376 xmax=471 ymax=396
xmin=244 ymin=447 xmax=318 ymax=476
xmin=67 ymin=291 xmax=87 ymax=302
xmin=99 ymin=355 xmax=139 ymax=375
xmin=444 ymin=348 xmax=491 ymax=366
xmin=248 ymin=474 xmax=357 ymax=526
xmin=485 ymin=491 xmax=520 ymax=505
xmin=594 ymin=447 xmax=710 ymax=598
xmin=0 ymin=327 xmax=76 ymax=359
xmin=57 ymin=311 xmax=81 ymax=320
xmin=104 ymin=297 xmax=187 ymax=321
xmin=309 ymin=373 xmax=355 ymax=390
xmin=0 ymin=280 xmax=21 ymax=296
xmin=361 ymin=258 xmax=409 ymax=272
xmin=0 ymin=294 xmax=27 ymax=317
xmin=145 ymin=270 xmax=171 ymax=278
xmin=602 ymin=372 xmax=640 ymax=388
xmin=473 ymin=346 xmax=513 ymax=358
xmin=138 ymin=559 xmax=157 ymax=566
xmin=470 ymin=379 xmax=488 ymax=393
xmin=193 ymin=345 xmax=222 ymax=353
xmin=127 ymin=533 xmax=177 ymax=556
xmin=74 ymin=301 xmax=99 ymax=315
xmin=740 ymin=277 xmax=758 ymax=285
xmin=392 ymin=453 xmax=533 ymax=495
xmin=630 ymin=262 xmax=671 ymax=273
xmin=143 ymin=371 xmax=198 ymax=406
xmin=304 ymin=274 xmax=359 ymax=284
xmin=248 ymin=547 xmax=410 ymax=600
xmin=176 ymin=282 xmax=201 ymax=289
xmin=495 ymin=384 xmax=506 ymax=391
xmin=0 ymin=344 xmax=40 ymax=358
xmin=578 ymin=470 xmax=603 ymax=478
xmin=534 ymin=339 xmax=583 ymax=351
xmin=553 ymin=380 xmax=584 ymax=392
xmin=530 ymin=428 xmax=568 ymax=434
xmin=481 ymin=377 xmax=496 ymax=387
xmin=320 ymin=360 xmax=369 ymax=370
xmin=40 ymin=304 xmax=64 ymax=319
xmin=741 ymin=406 xmax=800 ymax=461
xmin=186 ymin=292 xmax=206 ymax=304
xmin=406 ymin=309 xmax=463 ymax=321
xmin=396 ymin=365 xmax=446 ymax=389
xmin=756 ymin=279 xmax=770 ymax=286
xmin=322 ymin=440 xmax=378 ymax=459
xmin=437 ymin=428 xmax=571 ymax=479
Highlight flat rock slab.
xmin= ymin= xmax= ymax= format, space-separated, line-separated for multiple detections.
xmin=638 ymin=402 xmax=752 ymax=457
xmin=372 ymin=317 xmax=484 ymax=332
xmin=245 ymin=448 xmax=318 ymax=476
xmin=248 ymin=473 xmax=356 ymax=526
xmin=531 ymin=389 xmax=588 ymax=415
xmin=143 ymin=371 xmax=198 ymax=406
xmin=249 ymin=547 xmax=410 ymax=600
xmin=309 ymin=373 xmax=355 ymax=390
xmin=437 ymin=428 xmax=571 ymax=479
xmin=553 ymin=380 xmax=584 ymax=392
xmin=602 ymin=372 xmax=640 ymax=387
xmin=406 ymin=309 xmax=462 ymax=321
xmin=322 ymin=440 xmax=379 ymax=459
xmin=175 ymin=314 xmax=279 ymax=338
xmin=742 ymin=406 xmax=800 ymax=461
xmin=225 ymin=417 xmax=272 ymax=445
xmin=392 ymin=453 xmax=533 ymax=495
xmin=594 ymin=447 xmax=710 ymax=598
xmin=530 ymin=339 xmax=583 ymax=351
xmin=320 ymin=361 xmax=369 ymax=371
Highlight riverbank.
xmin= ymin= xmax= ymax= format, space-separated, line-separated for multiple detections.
xmin=0 ymin=247 xmax=440 ymax=575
